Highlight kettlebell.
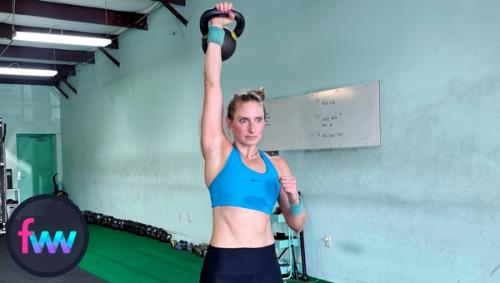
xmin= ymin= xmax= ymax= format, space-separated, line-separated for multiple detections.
xmin=200 ymin=8 xmax=245 ymax=61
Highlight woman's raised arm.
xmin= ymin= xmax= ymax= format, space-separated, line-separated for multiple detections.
xmin=200 ymin=2 xmax=234 ymax=158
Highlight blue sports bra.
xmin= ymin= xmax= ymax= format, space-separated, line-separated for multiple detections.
xmin=208 ymin=145 xmax=280 ymax=214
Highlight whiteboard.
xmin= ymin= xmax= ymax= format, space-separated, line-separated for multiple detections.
xmin=259 ymin=81 xmax=380 ymax=151
xmin=259 ymin=96 xmax=300 ymax=151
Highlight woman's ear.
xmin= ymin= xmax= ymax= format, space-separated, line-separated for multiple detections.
xmin=224 ymin=117 xmax=234 ymax=140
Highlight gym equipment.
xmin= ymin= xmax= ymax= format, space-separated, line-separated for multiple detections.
xmin=6 ymin=169 xmax=12 ymax=190
xmin=298 ymin=229 xmax=309 ymax=281
xmin=145 ymin=225 xmax=154 ymax=237
xmin=118 ymin=219 xmax=127 ymax=230
xmin=1 ymin=118 xmax=7 ymax=234
xmin=53 ymin=174 xmax=69 ymax=199
xmin=80 ymin=209 xmax=174 ymax=245
xmin=55 ymin=190 xmax=69 ymax=199
xmin=156 ymin=228 xmax=172 ymax=243
xmin=149 ymin=227 xmax=158 ymax=238
xmin=102 ymin=216 xmax=114 ymax=227
xmin=93 ymin=213 xmax=104 ymax=225
xmin=125 ymin=221 xmax=136 ymax=233
xmin=137 ymin=223 xmax=146 ymax=236
xmin=275 ymin=232 xmax=287 ymax=240
xmin=272 ymin=210 xmax=306 ymax=280
xmin=170 ymin=239 xmax=178 ymax=249
xmin=174 ymin=240 xmax=189 ymax=250
xmin=110 ymin=218 xmax=120 ymax=230
xmin=82 ymin=210 xmax=94 ymax=224
xmin=192 ymin=243 xmax=209 ymax=257
xmin=127 ymin=221 xmax=146 ymax=236
xmin=200 ymin=8 xmax=245 ymax=61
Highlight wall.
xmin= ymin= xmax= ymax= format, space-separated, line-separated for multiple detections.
xmin=0 ymin=84 xmax=62 ymax=196
xmin=61 ymin=1 xmax=500 ymax=282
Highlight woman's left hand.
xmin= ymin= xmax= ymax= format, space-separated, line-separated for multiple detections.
xmin=280 ymin=176 xmax=300 ymax=204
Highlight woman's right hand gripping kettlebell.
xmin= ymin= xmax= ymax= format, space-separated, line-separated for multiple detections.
xmin=210 ymin=2 xmax=235 ymax=28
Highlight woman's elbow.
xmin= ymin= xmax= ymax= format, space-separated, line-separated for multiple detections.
xmin=291 ymin=226 xmax=303 ymax=234
xmin=291 ymin=221 xmax=305 ymax=233
xmin=204 ymin=79 xmax=213 ymax=88
xmin=204 ymin=78 xmax=220 ymax=90
xmin=288 ymin=215 xmax=306 ymax=233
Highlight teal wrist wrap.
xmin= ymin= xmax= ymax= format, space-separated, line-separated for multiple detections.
xmin=289 ymin=197 xmax=303 ymax=216
xmin=207 ymin=26 xmax=225 ymax=46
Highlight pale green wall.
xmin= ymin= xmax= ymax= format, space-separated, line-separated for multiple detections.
xmin=0 ymin=84 xmax=63 ymax=195
xmin=61 ymin=1 xmax=500 ymax=282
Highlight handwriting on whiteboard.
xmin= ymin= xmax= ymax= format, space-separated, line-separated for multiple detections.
xmin=259 ymin=81 xmax=380 ymax=151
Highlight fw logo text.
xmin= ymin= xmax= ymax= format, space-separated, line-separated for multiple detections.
xmin=17 ymin=217 xmax=77 ymax=254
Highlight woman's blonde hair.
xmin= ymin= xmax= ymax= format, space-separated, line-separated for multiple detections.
xmin=227 ymin=87 xmax=266 ymax=120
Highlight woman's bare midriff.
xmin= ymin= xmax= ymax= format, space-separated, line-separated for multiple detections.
xmin=210 ymin=206 xmax=275 ymax=248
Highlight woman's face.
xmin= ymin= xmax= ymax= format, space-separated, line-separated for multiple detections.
xmin=227 ymin=101 xmax=265 ymax=146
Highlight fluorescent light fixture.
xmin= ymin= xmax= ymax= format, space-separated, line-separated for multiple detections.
xmin=0 ymin=67 xmax=57 ymax=77
xmin=13 ymin=31 xmax=112 ymax=47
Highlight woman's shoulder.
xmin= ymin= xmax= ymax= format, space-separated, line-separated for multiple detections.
xmin=262 ymin=152 xmax=288 ymax=175
xmin=267 ymin=153 xmax=284 ymax=163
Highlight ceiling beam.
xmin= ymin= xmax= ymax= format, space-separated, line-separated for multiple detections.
xmin=0 ymin=77 xmax=69 ymax=99
xmin=61 ymin=79 xmax=77 ymax=95
xmin=0 ymin=0 xmax=148 ymax=30
xmin=55 ymin=83 xmax=70 ymax=100
xmin=0 ymin=60 xmax=75 ymax=76
xmin=0 ymin=45 xmax=94 ymax=64
xmin=0 ymin=77 xmax=58 ymax=86
xmin=162 ymin=0 xmax=186 ymax=5
xmin=158 ymin=0 xmax=188 ymax=26
xmin=98 ymin=47 xmax=120 ymax=68
xmin=0 ymin=23 xmax=118 ymax=49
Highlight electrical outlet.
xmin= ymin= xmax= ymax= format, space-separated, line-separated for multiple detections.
xmin=187 ymin=213 xmax=191 ymax=223
xmin=323 ymin=235 xmax=332 ymax=248
xmin=178 ymin=213 xmax=182 ymax=221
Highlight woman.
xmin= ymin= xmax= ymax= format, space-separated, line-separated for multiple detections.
xmin=200 ymin=2 xmax=306 ymax=282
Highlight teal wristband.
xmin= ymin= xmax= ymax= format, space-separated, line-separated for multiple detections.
xmin=207 ymin=26 xmax=225 ymax=47
xmin=289 ymin=197 xmax=303 ymax=216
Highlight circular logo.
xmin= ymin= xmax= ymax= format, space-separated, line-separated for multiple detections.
xmin=6 ymin=194 xmax=89 ymax=277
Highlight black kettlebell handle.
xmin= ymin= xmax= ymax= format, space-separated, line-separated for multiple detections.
xmin=199 ymin=8 xmax=245 ymax=38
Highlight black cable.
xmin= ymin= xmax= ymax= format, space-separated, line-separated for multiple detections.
xmin=298 ymin=229 xmax=309 ymax=281
xmin=290 ymin=239 xmax=300 ymax=280
xmin=277 ymin=246 xmax=288 ymax=260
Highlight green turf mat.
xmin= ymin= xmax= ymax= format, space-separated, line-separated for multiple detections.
xmin=79 ymin=225 xmax=330 ymax=283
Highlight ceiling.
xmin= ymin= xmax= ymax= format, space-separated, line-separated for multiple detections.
xmin=0 ymin=0 xmax=187 ymax=99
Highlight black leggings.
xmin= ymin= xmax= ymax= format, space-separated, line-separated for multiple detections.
xmin=199 ymin=244 xmax=283 ymax=283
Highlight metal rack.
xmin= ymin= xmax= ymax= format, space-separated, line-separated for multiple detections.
xmin=271 ymin=213 xmax=302 ymax=280
xmin=0 ymin=118 xmax=7 ymax=234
